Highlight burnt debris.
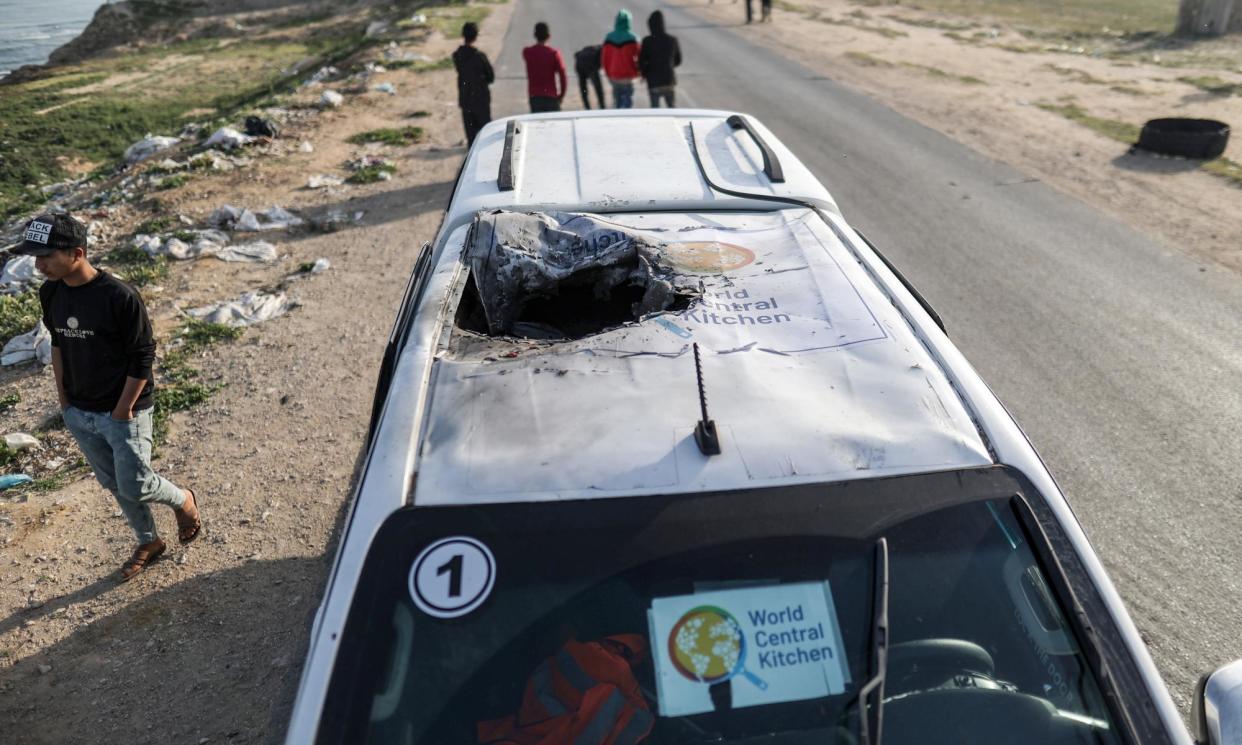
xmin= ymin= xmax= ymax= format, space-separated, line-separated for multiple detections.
xmin=458 ymin=211 xmax=696 ymax=341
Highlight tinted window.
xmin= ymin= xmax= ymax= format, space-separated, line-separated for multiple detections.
xmin=318 ymin=470 xmax=1131 ymax=745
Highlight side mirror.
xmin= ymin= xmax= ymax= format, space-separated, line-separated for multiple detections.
xmin=1194 ymin=659 xmax=1242 ymax=745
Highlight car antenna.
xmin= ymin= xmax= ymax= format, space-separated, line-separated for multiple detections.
xmin=693 ymin=342 xmax=722 ymax=456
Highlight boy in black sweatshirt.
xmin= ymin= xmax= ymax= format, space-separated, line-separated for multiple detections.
xmin=638 ymin=11 xmax=682 ymax=108
xmin=19 ymin=213 xmax=201 ymax=581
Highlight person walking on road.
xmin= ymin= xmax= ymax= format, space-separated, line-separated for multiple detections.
xmin=452 ymin=21 xmax=495 ymax=145
xmin=601 ymin=9 xmax=641 ymax=109
xmin=638 ymin=10 xmax=681 ymax=108
xmin=574 ymin=44 xmax=606 ymax=110
xmin=18 ymin=213 xmax=201 ymax=582
xmin=522 ymin=22 xmax=568 ymax=113
xmin=762 ymin=0 xmax=773 ymax=22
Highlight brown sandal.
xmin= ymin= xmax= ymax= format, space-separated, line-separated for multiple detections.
xmin=120 ymin=539 xmax=166 ymax=582
xmin=177 ymin=488 xmax=202 ymax=545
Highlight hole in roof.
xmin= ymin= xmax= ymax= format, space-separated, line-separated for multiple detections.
xmin=455 ymin=211 xmax=698 ymax=341
xmin=455 ymin=261 xmax=694 ymax=340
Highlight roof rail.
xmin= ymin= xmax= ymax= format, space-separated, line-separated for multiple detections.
xmin=727 ymin=114 xmax=785 ymax=183
xmin=497 ymin=120 xmax=518 ymax=191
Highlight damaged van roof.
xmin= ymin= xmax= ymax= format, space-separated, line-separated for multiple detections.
xmin=411 ymin=208 xmax=993 ymax=505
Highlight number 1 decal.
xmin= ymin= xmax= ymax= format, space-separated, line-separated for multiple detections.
xmin=410 ymin=537 xmax=496 ymax=618
xmin=437 ymin=554 xmax=464 ymax=598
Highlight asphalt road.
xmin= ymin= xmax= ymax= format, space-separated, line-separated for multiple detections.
xmin=486 ymin=0 xmax=1242 ymax=718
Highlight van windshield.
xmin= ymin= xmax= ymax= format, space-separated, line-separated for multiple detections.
xmin=316 ymin=469 xmax=1129 ymax=745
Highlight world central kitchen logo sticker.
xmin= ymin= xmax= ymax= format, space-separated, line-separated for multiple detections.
xmin=648 ymin=582 xmax=851 ymax=716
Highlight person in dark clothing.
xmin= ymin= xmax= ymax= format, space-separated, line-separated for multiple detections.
xmin=574 ymin=45 xmax=606 ymax=110
xmin=746 ymin=0 xmax=754 ymax=24
xmin=638 ymin=11 xmax=681 ymax=108
xmin=17 ymin=213 xmax=200 ymax=582
xmin=452 ymin=22 xmax=495 ymax=145
xmin=522 ymin=22 xmax=567 ymax=113
xmin=762 ymin=0 xmax=772 ymax=21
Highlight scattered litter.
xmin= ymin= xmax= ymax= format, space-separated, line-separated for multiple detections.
xmin=374 ymin=82 xmax=397 ymax=95
xmin=409 ymin=13 xmax=427 ymax=25
xmin=123 ymin=134 xmax=180 ymax=164
xmin=364 ymin=63 xmax=387 ymax=73
xmin=309 ymin=209 xmax=365 ymax=232
xmin=365 ymin=20 xmax=390 ymax=38
xmin=299 ymin=141 xmax=315 ymax=153
xmin=209 ymin=205 xmax=303 ymax=232
xmin=243 ymin=115 xmax=279 ymax=139
xmin=3 ymin=433 xmax=40 ymax=451
xmin=134 ymin=231 xmax=275 ymax=263
xmin=319 ymin=90 xmax=344 ymax=108
xmin=153 ymin=158 xmax=184 ymax=172
xmin=1 ymin=255 xmax=39 ymax=293
xmin=1 ymin=322 xmax=52 ymax=366
xmin=0 ymin=474 xmax=32 ymax=491
xmin=383 ymin=45 xmax=432 ymax=63
xmin=295 ymin=257 xmax=331 ymax=275
xmin=216 ymin=241 xmax=277 ymax=263
xmin=304 ymin=66 xmax=339 ymax=86
xmin=204 ymin=127 xmax=254 ymax=151
xmin=187 ymin=291 xmax=294 ymax=327
xmin=307 ymin=174 xmax=345 ymax=189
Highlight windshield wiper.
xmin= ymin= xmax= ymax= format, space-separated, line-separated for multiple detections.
xmin=855 ymin=537 xmax=890 ymax=745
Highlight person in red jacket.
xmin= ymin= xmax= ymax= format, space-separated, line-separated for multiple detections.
xmin=601 ymin=9 xmax=641 ymax=108
xmin=522 ymin=22 xmax=567 ymax=113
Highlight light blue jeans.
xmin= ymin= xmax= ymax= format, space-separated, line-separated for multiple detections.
xmin=611 ymin=80 xmax=635 ymax=109
xmin=63 ymin=406 xmax=185 ymax=544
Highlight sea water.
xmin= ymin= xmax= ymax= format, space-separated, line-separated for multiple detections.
xmin=0 ymin=0 xmax=105 ymax=78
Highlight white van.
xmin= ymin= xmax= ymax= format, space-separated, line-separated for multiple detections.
xmin=285 ymin=110 xmax=1238 ymax=745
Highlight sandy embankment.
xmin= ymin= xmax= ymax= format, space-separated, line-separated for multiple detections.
xmin=684 ymin=0 xmax=1242 ymax=273
xmin=0 ymin=1 xmax=514 ymax=742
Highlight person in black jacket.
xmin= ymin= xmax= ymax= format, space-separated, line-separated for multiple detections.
xmin=574 ymin=45 xmax=605 ymax=110
xmin=18 ymin=213 xmax=201 ymax=582
xmin=452 ymin=22 xmax=495 ymax=145
xmin=638 ymin=11 xmax=681 ymax=108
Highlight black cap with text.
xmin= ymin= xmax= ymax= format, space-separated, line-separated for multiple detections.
xmin=16 ymin=213 xmax=88 ymax=256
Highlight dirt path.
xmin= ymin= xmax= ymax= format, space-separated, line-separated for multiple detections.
xmin=681 ymin=0 xmax=1242 ymax=273
xmin=0 ymin=1 xmax=513 ymax=742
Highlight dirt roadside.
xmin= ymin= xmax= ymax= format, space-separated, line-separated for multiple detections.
xmin=681 ymin=0 xmax=1242 ymax=273
xmin=0 ymin=1 xmax=513 ymax=742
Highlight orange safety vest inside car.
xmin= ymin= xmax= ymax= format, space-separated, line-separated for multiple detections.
xmin=478 ymin=634 xmax=655 ymax=745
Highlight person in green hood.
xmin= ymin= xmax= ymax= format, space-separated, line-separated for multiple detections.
xmin=601 ymin=9 xmax=642 ymax=108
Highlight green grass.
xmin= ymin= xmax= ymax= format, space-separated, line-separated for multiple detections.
xmin=0 ymin=392 xmax=18 ymax=412
xmin=1203 ymin=158 xmax=1242 ymax=187
xmin=1109 ymin=84 xmax=1148 ymax=96
xmin=1039 ymin=102 xmax=1242 ymax=190
xmin=154 ymin=173 xmax=190 ymax=190
xmin=902 ymin=62 xmax=985 ymax=84
xmin=424 ymin=3 xmax=492 ymax=37
xmin=815 ymin=15 xmax=908 ymax=38
xmin=1178 ymin=75 xmax=1242 ymax=97
xmin=0 ymin=444 xmax=14 ymax=470
xmin=407 ymin=110 xmax=431 ymax=118
xmin=103 ymin=247 xmax=169 ymax=288
xmin=347 ymin=163 xmax=398 ymax=184
xmin=385 ymin=57 xmax=454 ymax=73
xmin=150 ymin=319 xmax=242 ymax=443
xmin=0 ymin=289 xmax=41 ymax=346
xmin=850 ymin=0 xmax=1174 ymax=35
xmin=136 ymin=215 xmax=176 ymax=234
xmin=1044 ymin=64 xmax=1109 ymax=85
xmin=346 ymin=126 xmax=425 ymax=146
xmin=176 ymin=318 xmax=244 ymax=353
xmin=0 ymin=33 xmax=371 ymax=220
xmin=1036 ymin=102 xmax=1140 ymax=143
xmin=845 ymin=51 xmax=894 ymax=67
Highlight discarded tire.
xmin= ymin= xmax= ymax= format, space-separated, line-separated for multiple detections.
xmin=1135 ymin=118 xmax=1230 ymax=159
